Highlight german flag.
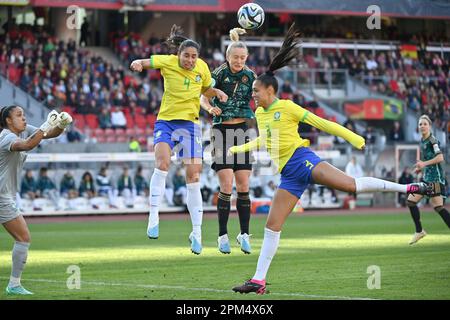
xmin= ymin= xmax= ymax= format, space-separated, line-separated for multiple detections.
xmin=344 ymin=102 xmax=364 ymax=119
xmin=400 ymin=44 xmax=418 ymax=59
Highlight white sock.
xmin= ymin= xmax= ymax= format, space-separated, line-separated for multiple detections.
xmin=187 ymin=182 xmax=203 ymax=240
xmin=9 ymin=241 xmax=30 ymax=288
xmin=355 ymin=177 xmax=406 ymax=193
xmin=148 ymin=168 xmax=168 ymax=228
xmin=8 ymin=276 xmax=21 ymax=288
xmin=253 ymin=228 xmax=281 ymax=281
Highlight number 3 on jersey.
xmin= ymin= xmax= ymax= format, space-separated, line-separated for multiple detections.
xmin=265 ymin=124 xmax=272 ymax=138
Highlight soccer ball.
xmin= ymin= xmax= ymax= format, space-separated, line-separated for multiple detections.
xmin=237 ymin=3 xmax=265 ymax=30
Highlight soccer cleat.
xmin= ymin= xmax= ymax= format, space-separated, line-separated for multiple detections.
xmin=147 ymin=224 xmax=159 ymax=239
xmin=189 ymin=232 xmax=202 ymax=255
xmin=5 ymin=285 xmax=33 ymax=295
xmin=409 ymin=230 xmax=427 ymax=245
xmin=236 ymin=233 xmax=252 ymax=254
xmin=218 ymin=234 xmax=231 ymax=254
xmin=232 ymin=279 xmax=266 ymax=295
xmin=406 ymin=182 xmax=432 ymax=196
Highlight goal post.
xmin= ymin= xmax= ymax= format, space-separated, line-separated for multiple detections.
xmin=394 ymin=144 xmax=420 ymax=182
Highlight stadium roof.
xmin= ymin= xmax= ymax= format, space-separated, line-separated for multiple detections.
xmin=25 ymin=0 xmax=450 ymax=19
xmin=29 ymin=0 xmax=246 ymax=12
xmin=255 ymin=0 xmax=450 ymax=19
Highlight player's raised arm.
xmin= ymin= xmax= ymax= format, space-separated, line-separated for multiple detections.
xmin=129 ymin=59 xmax=150 ymax=72
xmin=298 ymin=107 xmax=365 ymax=150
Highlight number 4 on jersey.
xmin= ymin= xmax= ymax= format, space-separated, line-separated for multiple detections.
xmin=184 ymin=77 xmax=190 ymax=90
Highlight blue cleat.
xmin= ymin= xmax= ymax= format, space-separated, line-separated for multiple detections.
xmin=147 ymin=224 xmax=159 ymax=239
xmin=218 ymin=234 xmax=231 ymax=254
xmin=237 ymin=233 xmax=252 ymax=254
xmin=189 ymin=232 xmax=202 ymax=255
xmin=5 ymin=285 xmax=33 ymax=295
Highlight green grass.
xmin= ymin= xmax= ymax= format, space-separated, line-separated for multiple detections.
xmin=0 ymin=212 xmax=449 ymax=300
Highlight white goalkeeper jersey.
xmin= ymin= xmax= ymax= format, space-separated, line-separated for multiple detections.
xmin=0 ymin=125 xmax=38 ymax=201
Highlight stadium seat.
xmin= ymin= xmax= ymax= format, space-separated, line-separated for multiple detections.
xmin=115 ymin=128 xmax=125 ymax=136
xmin=62 ymin=106 xmax=74 ymax=114
xmin=125 ymin=128 xmax=136 ymax=137
xmin=116 ymin=135 xmax=128 ymax=143
xmin=104 ymin=128 xmax=115 ymax=136
xmin=85 ymin=114 xmax=99 ymax=129
xmin=135 ymin=107 xmax=146 ymax=115
xmin=146 ymin=114 xmax=157 ymax=129
xmin=134 ymin=196 xmax=148 ymax=209
xmin=125 ymin=114 xmax=135 ymax=128
xmin=145 ymin=127 xmax=154 ymax=136
xmin=122 ymin=107 xmax=131 ymax=116
xmin=280 ymin=92 xmax=293 ymax=99
xmin=95 ymin=136 xmax=107 ymax=143
xmin=135 ymin=128 xmax=145 ymax=136
xmin=106 ymin=135 xmax=116 ymax=143
xmin=135 ymin=115 xmax=147 ymax=129
xmin=72 ymin=114 xmax=85 ymax=130
xmin=93 ymin=128 xmax=105 ymax=137
xmin=314 ymin=108 xmax=326 ymax=118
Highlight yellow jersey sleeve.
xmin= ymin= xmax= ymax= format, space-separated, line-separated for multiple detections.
xmin=230 ymin=107 xmax=264 ymax=153
xmin=292 ymin=103 xmax=365 ymax=149
xmin=150 ymin=55 xmax=173 ymax=69
xmin=229 ymin=136 xmax=263 ymax=154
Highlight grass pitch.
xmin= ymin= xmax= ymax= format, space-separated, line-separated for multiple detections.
xmin=0 ymin=211 xmax=449 ymax=300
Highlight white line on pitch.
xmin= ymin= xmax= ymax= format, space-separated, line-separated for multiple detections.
xmin=0 ymin=277 xmax=378 ymax=300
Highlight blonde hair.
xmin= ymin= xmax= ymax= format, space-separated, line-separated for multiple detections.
xmin=226 ymin=28 xmax=248 ymax=58
xmin=419 ymin=114 xmax=432 ymax=126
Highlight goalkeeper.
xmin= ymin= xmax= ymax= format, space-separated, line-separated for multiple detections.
xmin=0 ymin=105 xmax=72 ymax=295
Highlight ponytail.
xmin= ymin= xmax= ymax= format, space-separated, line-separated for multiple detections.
xmin=165 ymin=24 xmax=200 ymax=54
xmin=267 ymin=23 xmax=302 ymax=74
xmin=226 ymin=28 xmax=248 ymax=58
xmin=256 ymin=23 xmax=302 ymax=93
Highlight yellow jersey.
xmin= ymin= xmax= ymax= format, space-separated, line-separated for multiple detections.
xmin=230 ymin=99 xmax=365 ymax=172
xmin=150 ymin=55 xmax=212 ymax=123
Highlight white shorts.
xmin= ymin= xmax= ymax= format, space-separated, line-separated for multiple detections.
xmin=0 ymin=201 xmax=20 ymax=224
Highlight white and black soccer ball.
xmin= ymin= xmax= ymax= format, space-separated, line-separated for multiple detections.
xmin=237 ymin=3 xmax=265 ymax=30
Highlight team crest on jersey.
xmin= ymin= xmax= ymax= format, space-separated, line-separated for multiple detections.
xmin=195 ymin=75 xmax=201 ymax=82
xmin=274 ymin=111 xmax=281 ymax=121
xmin=242 ymin=75 xmax=249 ymax=83
xmin=224 ymin=77 xmax=230 ymax=83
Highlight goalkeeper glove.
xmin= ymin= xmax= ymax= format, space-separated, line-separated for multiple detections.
xmin=57 ymin=112 xmax=73 ymax=129
xmin=39 ymin=110 xmax=59 ymax=134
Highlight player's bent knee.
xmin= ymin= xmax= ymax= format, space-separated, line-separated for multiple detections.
xmin=236 ymin=183 xmax=249 ymax=193
xmin=434 ymin=205 xmax=444 ymax=213
xmin=156 ymin=161 xmax=170 ymax=172
xmin=186 ymin=173 xmax=200 ymax=184
xmin=346 ymin=178 xmax=357 ymax=193
xmin=220 ymin=183 xmax=233 ymax=194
